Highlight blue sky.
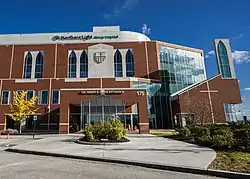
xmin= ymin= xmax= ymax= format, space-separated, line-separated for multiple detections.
xmin=0 ymin=0 xmax=249 ymax=114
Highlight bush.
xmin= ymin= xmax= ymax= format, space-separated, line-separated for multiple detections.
xmin=83 ymin=125 xmax=94 ymax=141
xmin=105 ymin=119 xmax=126 ymax=140
xmin=176 ymin=127 xmax=191 ymax=137
xmin=210 ymin=128 xmax=235 ymax=149
xmin=83 ymin=118 xmax=126 ymax=141
xmin=233 ymin=128 xmax=250 ymax=152
xmin=197 ymin=135 xmax=212 ymax=146
xmin=189 ymin=126 xmax=210 ymax=138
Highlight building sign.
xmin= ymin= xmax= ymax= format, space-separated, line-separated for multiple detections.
xmin=78 ymin=90 xmax=124 ymax=95
xmin=51 ymin=35 xmax=119 ymax=41
xmin=93 ymin=52 xmax=106 ymax=64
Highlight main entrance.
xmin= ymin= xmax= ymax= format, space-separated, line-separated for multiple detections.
xmin=69 ymin=96 xmax=139 ymax=133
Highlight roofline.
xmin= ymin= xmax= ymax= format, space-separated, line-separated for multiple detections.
xmin=170 ymin=74 xmax=221 ymax=98
xmin=155 ymin=40 xmax=204 ymax=54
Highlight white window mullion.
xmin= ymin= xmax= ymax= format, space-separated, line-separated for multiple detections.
xmin=31 ymin=52 xmax=38 ymax=79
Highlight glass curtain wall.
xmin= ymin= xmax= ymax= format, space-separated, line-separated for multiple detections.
xmin=133 ymin=81 xmax=164 ymax=128
xmin=157 ymin=45 xmax=206 ymax=128
xmin=80 ymin=96 xmax=126 ymax=129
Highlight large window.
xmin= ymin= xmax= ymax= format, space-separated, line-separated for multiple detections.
xmin=52 ymin=90 xmax=60 ymax=104
xmin=114 ymin=49 xmax=123 ymax=77
xmin=35 ymin=51 xmax=44 ymax=78
xmin=23 ymin=52 xmax=32 ymax=79
xmin=80 ymin=51 xmax=88 ymax=78
xmin=2 ymin=90 xmax=10 ymax=104
xmin=159 ymin=45 xmax=206 ymax=94
xmin=217 ymin=41 xmax=232 ymax=78
xmin=68 ymin=51 xmax=77 ymax=78
xmin=126 ymin=49 xmax=135 ymax=77
xmin=38 ymin=90 xmax=48 ymax=104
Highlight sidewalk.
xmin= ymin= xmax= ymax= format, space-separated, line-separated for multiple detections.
xmin=6 ymin=134 xmax=216 ymax=169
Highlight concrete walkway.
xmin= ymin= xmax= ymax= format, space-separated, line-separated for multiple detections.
xmin=6 ymin=134 xmax=216 ymax=170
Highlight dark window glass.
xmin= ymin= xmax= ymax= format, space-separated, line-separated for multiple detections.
xmin=26 ymin=90 xmax=34 ymax=100
xmin=125 ymin=49 xmax=134 ymax=77
xmin=68 ymin=51 xmax=77 ymax=78
xmin=218 ymin=41 xmax=232 ymax=78
xmin=39 ymin=90 xmax=48 ymax=104
xmin=80 ymin=51 xmax=88 ymax=78
xmin=2 ymin=91 xmax=10 ymax=104
xmin=114 ymin=50 xmax=123 ymax=77
xmin=52 ymin=90 xmax=60 ymax=104
xmin=35 ymin=51 xmax=43 ymax=78
xmin=23 ymin=52 xmax=32 ymax=79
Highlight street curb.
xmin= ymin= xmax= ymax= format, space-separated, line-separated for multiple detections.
xmin=5 ymin=148 xmax=250 ymax=179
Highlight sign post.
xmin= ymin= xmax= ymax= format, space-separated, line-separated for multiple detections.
xmin=33 ymin=115 xmax=37 ymax=139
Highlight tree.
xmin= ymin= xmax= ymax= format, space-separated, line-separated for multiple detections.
xmin=183 ymin=95 xmax=217 ymax=125
xmin=8 ymin=91 xmax=38 ymax=133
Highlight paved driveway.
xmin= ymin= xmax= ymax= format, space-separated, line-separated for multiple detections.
xmin=0 ymin=150 xmax=223 ymax=179
xmin=7 ymin=134 xmax=216 ymax=169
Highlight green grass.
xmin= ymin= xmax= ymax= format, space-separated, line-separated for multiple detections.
xmin=151 ymin=131 xmax=177 ymax=137
xmin=209 ymin=151 xmax=250 ymax=173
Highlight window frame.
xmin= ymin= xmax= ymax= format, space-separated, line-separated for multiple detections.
xmin=1 ymin=90 xmax=11 ymax=105
xmin=38 ymin=90 xmax=48 ymax=105
xmin=26 ymin=90 xmax=35 ymax=101
xmin=51 ymin=90 xmax=60 ymax=104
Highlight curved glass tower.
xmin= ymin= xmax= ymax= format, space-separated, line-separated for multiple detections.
xmin=214 ymin=39 xmax=236 ymax=78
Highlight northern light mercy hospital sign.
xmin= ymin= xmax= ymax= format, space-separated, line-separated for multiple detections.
xmin=51 ymin=35 xmax=119 ymax=41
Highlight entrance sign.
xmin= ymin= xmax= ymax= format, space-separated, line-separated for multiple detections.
xmin=78 ymin=90 xmax=124 ymax=95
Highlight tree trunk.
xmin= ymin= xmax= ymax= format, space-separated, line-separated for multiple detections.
xmin=19 ymin=121 xmax=22 ymax=134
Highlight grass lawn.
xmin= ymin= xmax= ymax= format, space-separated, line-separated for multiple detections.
xmin=151 ymin=131 xmax=177 ymax=137
xmin=209 ymin=151 xmax=250 ymax=173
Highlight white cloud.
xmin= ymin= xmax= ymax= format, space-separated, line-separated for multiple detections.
xmin=243 ymin=88 xmax=250 ymax=91
xmin=205 ymin=50 xmax=215 ymax=58
xmin=232 ymin=51 xmax=250 ymax=64
xmin=232 ymin=33 xmax=244 ymax=40
xmin=104 ymin=0 xmax=139 ymax=19
xmin=142 ymin=24 xmax=151 ymax=35
xmin=205 ymin=49 xmax=250 ymax=64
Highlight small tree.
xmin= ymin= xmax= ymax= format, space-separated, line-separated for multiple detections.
xmin=184 ymin=95 xmax=217 ymax=125
xmin=8 ymin=91 xmax=38 ymax=133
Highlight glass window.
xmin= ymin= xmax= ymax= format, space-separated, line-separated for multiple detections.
xmin=52 ymin=90 xmax=60 ymax=104
xmin=80 ymin=51 xmax=88 ymax=78
xmin=126 ymin=49 xmax=135 ymax=77
xmin=23 ymin=52 xmax=32 ymax=79
xmin=114 ymin=49 xmax=123 ymax=77
xmin=68 ymin=51 xmax=77 ymax=78
xmin=35 ymin=51 xmax=43 ymax=78
xmin=218 ymin=41 xmax=232 ymax=78
xmin=26 ymin=90 xmax=35 ymax=100
xmin=38 ymin=90 xmax=48 ymax=104
xmin=2 ymin=90 xmax=10 ymax=104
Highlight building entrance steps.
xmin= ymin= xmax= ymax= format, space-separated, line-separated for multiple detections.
xmin=6 ymin=134 xmax=216 ymax=170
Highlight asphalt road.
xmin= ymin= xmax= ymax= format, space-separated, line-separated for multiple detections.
xmin=0 ymin=147 xmax=225 ymax=179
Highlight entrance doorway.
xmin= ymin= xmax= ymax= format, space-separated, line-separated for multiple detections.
xmin=69 ymin=96 xmax=139 ymax=133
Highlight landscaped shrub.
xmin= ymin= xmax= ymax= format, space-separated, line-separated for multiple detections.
xmin=210 ymin=128 xmax=235 ymax=149
xmin=83 ymin=125 xmax=94 ymax=141
xmin=83 ymin=118 xmax=126 ymax=141
xmin=197 ymin=135 xmax=212 ymax=147
xmin=176 ymin=127 xmax=191 ymax=137
xmin=189 ymin=126 xmax=210 ymax=138
xmin=105 ymin=119 xmax=126 ymax=140
xmin=233 ymin=128 xmax=250 ymax=152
